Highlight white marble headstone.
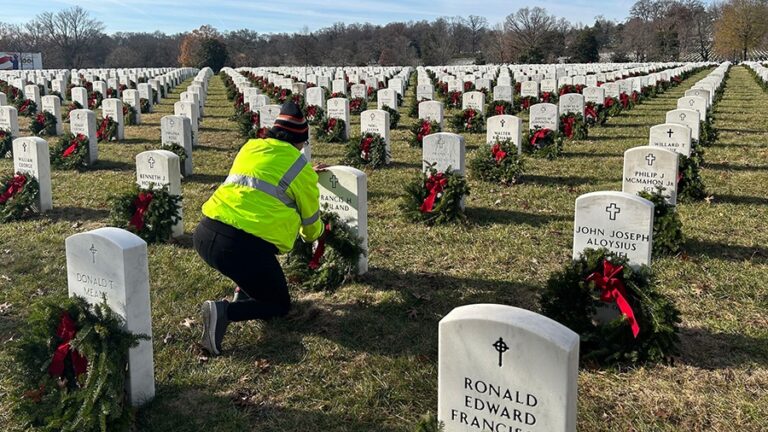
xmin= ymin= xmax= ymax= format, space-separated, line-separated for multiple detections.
xmin=12 ymin=137 xmax=52 ymax=212
xmin=69 ymin=109 xmax=98 ymax=163
xmin=101 ymin=98 xmax=125 ymax=140
xmin=529 ymin=103 xmax=559 ymax=132
xmin=360 ymin=109 xmax=391 ymax=163
xmin=0 ymin=106 xmax=19 ymax=136
xmin=665 ymin=109 xmax=700 ymax=141
xmin=419 ymin=101 xmax=444 ymax=128
xmin=258 ymin=104 xmax=282 ymax=129
xmin=306 ymin=87 xmax=325 ymax=108
xmin=492 ymin=85 xmax=513 ymax=103
xmin=65 ymin=227 xmax=155 ymax=406
xmin=486 ymin=115 xmax=522 ymax=155
xmin=174 ymin=101 xmax=199 ymax=144
xmin=136 ymin=150 xmax=183 ymax=237
xmin=649 ymin=123 xmax=692 ymax=157
xmin=573 ymin=191 xmax=654 ymax=267
xmin=41 ymin=95 xmax=63 ymax=135
xmin=71 ymin=86 xmax=88 ymax=109
xmin=161 ymin=115 xmax=193 ymax=175
xmin=122 ymin=89 xmax=142 ymax=124
xmin=423 ymin=132 xmax=465 ymax=174
xmin=558 ymin=94 xmax=585 ymax=116
xmin=317 ymin=167 xmax=368 ymax=274
xmin=327 ymin=98 xmax=350 ymax=140
xmin=623 ymin=146 xmax=679 ymax=205
xmin=438 ymin=304 xmax=579 ymax=432
xmin=462 ymin=91 xmax=485 ymax=112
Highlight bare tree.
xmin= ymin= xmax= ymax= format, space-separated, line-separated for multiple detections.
xmin=27 ymin=6 xmax=105 ymax=68
xmin=465 ymin=15 xmax=488 ymax=54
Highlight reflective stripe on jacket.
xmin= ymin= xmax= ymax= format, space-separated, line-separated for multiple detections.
xmin=202 ymin=138 xmax=323 ymax=253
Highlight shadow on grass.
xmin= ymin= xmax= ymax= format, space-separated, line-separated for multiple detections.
xmin=684 ymin=238 xmax=768 ymax=264
xmin=560 ymin=151 xmax=618 ymax=159
xmin=47 ymin=206 xmax=109 ymax=223
xmin=679 ymin=326 xmax=768 ymax=368
xmin=588 ymin=134 xmax=642 ymax=142
xmin=185 ymin=173 xmax=226 ymax=184
xmin=712 ymin=194 xmax=768 ymax=206
xmin=717 ymin=127 xmax=768 ymax=134
xmin=386 ymin=160 xmax=421 ymax=170
xmin=466 ymin=207 xmax=569 ymax=227
xmin=121 ymin=137 xmax=154 ymax=145
xmin=229 ymin=270 xmax=538 ymax=364
xmin=139 ymin=384 xmax=403 ymax=432
xmin=194 ymin=144 xmax=236 ymax=153
xmin=523 ymin=174 xmax=601 ymax=187
xmin=91 ymin=159 xmax=134 ymax=171
xmin=704 ymin=162 xmax=768 ymax=172
xmin=200 ymin=127 xmax=238 ymax=133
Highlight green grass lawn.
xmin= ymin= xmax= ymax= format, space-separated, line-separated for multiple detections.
xmin=1 ymin=66 xmax=766 ymax=431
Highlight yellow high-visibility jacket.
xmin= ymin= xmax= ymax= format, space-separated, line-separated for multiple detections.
xmin=202 ymin=138 xmax=323 ymax=253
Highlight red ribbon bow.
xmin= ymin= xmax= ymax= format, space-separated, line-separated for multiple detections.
xmin=0 ymin=174 xmax=26 ymax=204
xmin=360 ymin=136 xmax=373 ymax=160
xmin=585 ymin=105 xmax=598 ymax=121
xmin=35 ymin=113 xmax=46 ymax=126
xmin=417 ymin=120 xmax=432 ymax=143
xmin=419 ymin=172 xmax=448 ymax=213
xmin=326 ymin=118 xmax=337 ymax=133
xmin=542 ymin=92 xmax=551 ymax=103
xmin=530 ymin=128 xmax=550 ymax=147
xmin=586 ymin=260 xmax=640 ymax=338
xmin=251 ymin=112 xmax=260 ymax=126
xmin=491 ymin=143 xmax=506 ymax=163
xmin=522 ymin=98 xmax=531 ymax=110
xmin=464 ymin=109 xmax=476 ymax=129
xmin=620 ymin=93 xmax=630 ymax=109
xmin=48 ymin=312 xmax=88 ymax=378
xmin=62 ymin=139 xmax=78 ymax=158
xmin=562 ymin=116 xmax=576 ymax=139
xmin=494 ymin=104 xmax=505 ymax=116
xmin=308 ymin=223 xmax=331 ymax=270
xmin=604 ymin=97 xmax=615 ymax=108
xmin=129 ymin=191 xmax=153 ymax=232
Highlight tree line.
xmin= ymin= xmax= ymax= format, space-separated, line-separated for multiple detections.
xmin=1 ymin=1 xmax=767 ymax=71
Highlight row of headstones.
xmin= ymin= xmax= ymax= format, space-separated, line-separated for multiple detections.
xmin=746 ymin=62 xmax=768 ymax=82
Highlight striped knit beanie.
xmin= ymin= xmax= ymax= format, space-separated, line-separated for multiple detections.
xmin=269 ymin=101 xmax=309 ymax=144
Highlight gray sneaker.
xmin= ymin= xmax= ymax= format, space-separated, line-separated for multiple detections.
xmin=200 ymin=300 xmax=229 ymax=355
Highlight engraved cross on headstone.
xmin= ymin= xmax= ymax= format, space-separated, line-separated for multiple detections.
xmin=500 ymin=119 xmax=506 ymax=127
xmin=329 ymin=175 xmax=338 ymax=188
xmin=147 ymin=156 xmax=155 ymax=169
xmin=492 ymin=337 xmax=509 ymax=368
xmin=679 ymin=113 xmax=686 ymax=121
xmin=606 ymin=203 xmax=621 ymax=220
xmin=89 ymin=244 xmax=97 ymax=263
xmin=667 ymin=128 xmax=674 ymax=138
xmin=646 ymin=153 xmax=656 ymax=166
xmin=22 ymin=142 xmax=27 ymax=152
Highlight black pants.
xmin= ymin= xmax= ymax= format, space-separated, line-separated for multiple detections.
xmin=193 ymin=217 xmax=291 ymax=321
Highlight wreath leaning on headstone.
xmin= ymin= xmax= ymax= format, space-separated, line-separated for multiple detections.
xmin=343 ymin=133 xmax=389 ymax=169
xmin=16 ymin=98 xmax=37 ymax=117
xmin=29 ymin=112 xmax=58 ymax=136
xmin=469 ymin=139 xmax=525 ymax=186
xmin=162 ymin=143 xmax=189 ymax=176
xmin=315 ymin=118 xmax=346 ymax=143
xmin=284 ymin=211 xmax=365 ymax=292
xmin=304 ymin=105 xmax=325 ymax=125
xmin=522 ymin=127 xmax=564 ymax=160
xmin=539 ymin=248 xmax=681 ymax=365
xmin=0 ymin=172 xmax=39 ymax=223
xmin=401 ymin=163 xmax=470 ymax=225
xmin=381 ymin=105 xmax=400 ymax=129
xmin=451 ymin=108 xmax=484 ymax=133
xmin=677 ymin=142 xmax=707 ymax=202
xmin=122 ymin=105 xmax=137 ymax=126
xmin=0 ymin=128 xmax=13 ymax=158
xmin=109 ymin=184 xmax=181 ymax=243
xmin=409 ymin=119 xmax=440 ymax=148
xmin=11 ymin=295 xmax=146 ymax=432
xmin=349 ymin=97 xmax=367 ymax=115
xmin=97 ymin=117 xmax=119 ymax=143
xmin=488 ymin=100 xmax=514 ymax=116
xmin=139 ymin=98 xmax=151 ymax=114
xmin=50 ymin=133 xmax=90 ymax=171
xmin=559 ymin=113 xmax=588 ymax=140
xmin=638 ymin=188 xmax=684 ymax=257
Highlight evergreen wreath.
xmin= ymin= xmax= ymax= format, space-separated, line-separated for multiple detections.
xmin=540 ymin=248 xmax=681 ymax=365
xmin=523 ymin=127 xmax=564 ymax=159
xmin=401 ymin=163 xmax=470 ymax=225
xmin=410 ymin=119 xmax=440 ymax=148
xmin=0 ymin=128 xmax=13 ymax=158
xmin=619 ymin=93 xmax=634 ymax=110
xmin=343 ymin=133 xmax=389 ymax=169
xmin=446 ymin=91 xmax=462 ymax=109
xmin=29 ymin=112 xmax=58 ymax=136
xmin=97 ymin=116 xmax=119 ymax=143
xmin=469 ymin=140 xmax=524 ymax=185
xmin=304 ymin=104 xmax=325 ymax=125
xmin=603 ymin=97 xmax=622 ymax=118
xmin=163 ymin=143 xmax=189 ymax=176
xmin=65 ymin=101 xmax=84 ymax=119
xmin=315 ymin=117 xmax=346 ymax=143
xmin=699 ymin=116 xmax=718 ymax=147
xmin=381 ymin=105 xmax=400 ymax=129
xmin=122 ymin=105 xmax=137 ymax=126
xmin=559 ymin=113 xmax=588 ymax=140
xmin=109 ymin=184 xmax=182 ymax=243
xmin=539 ymin=91 xmax=558 ymax=104
xmin=291 ymin=93 xmax=305 ymax=109
xmin=584 ymin=102 xmax=607 ymax=127
xmin=11 ymin=295 xmax=146 ymax=432
xmin=236 ymin=110 xmax=259 ymax=138
xmin=349 ymin=97 xmax=367 ymax=115
xmin=677 ymin=142 xmax=707 ymax=202
xmin=488 ymin=100 xmax=514 ymax=116
xmin=139 ymin=98 xmax=151 ymax=114
xmin=284 ymin=211 xmax=365 ymax=292
xmin=638 ymin=188 xmax=684 ymax=257
xmin=516 ymin=95 xmax=538 ymax=111
xmin=17 ymin=98 xmax=38 ymax=117
xmin=88 ymin=92 xmax=103 ymax=110
xmin=0 ymin=172 xmax=39 ymax=223
xmin=50 ymin=133 xmax=90 ymax=171
xmin=450 ymin=108 xmax=484 ymax=133
xmin=409 ymin=98 xmax=428 ymax=118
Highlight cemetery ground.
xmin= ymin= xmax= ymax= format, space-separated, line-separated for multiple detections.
xmin=1 ymin=66 xmax=767 ymax=431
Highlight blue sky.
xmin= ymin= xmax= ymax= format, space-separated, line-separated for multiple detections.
xmin=5 ymin=0 xmax=652 ymax=34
